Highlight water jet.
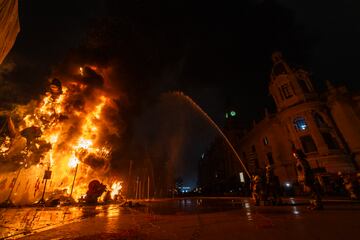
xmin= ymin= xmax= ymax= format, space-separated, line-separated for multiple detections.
xmin=169 ymin=91 xmax=251 ymax=179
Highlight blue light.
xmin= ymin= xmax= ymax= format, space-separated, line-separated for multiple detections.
xmin=294 ymin=117 xmax=308 ymax=131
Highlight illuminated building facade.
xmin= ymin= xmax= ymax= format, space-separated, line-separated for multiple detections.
xmin=199 ymin=53 xmax=359 ymax=192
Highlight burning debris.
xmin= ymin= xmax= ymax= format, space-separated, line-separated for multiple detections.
xmin=0 ymin=66 xmax=124 ymax=206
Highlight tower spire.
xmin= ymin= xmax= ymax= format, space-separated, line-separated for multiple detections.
xmin=269 ymin=52 xmax=316 ymax=112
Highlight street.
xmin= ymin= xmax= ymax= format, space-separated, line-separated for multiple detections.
xmin=1 ymin=197 xmax=360 ymax=239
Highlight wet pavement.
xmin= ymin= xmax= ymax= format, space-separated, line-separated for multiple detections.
xmin=1 ymin=197 xmax=360 ymax=239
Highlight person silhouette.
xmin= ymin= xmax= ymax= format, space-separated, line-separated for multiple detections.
xmin=292 ymin=148 xmax=323 ymax=210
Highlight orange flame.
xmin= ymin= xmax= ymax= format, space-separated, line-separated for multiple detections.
xmin=111 ymin=181 xmax=122 ymax=199
xmin=68 ymin=154 xmax=80 ymax=168
xmin=0 ymin=65 xmax=123 ymax=204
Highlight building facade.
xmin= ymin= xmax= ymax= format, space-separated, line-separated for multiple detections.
xmin=198 ymin=52 xmax=359 ymax=192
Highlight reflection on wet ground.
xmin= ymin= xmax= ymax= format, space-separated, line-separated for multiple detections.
xmin=0 ymin=198 xmax=255 ymax=239
xmin=0 ymin=205 xmax=127 ymax=239
xmin=1 ymin=198 xmax=360 ymax=239
xmin=138 ymin=198 xmax=244 ymax=215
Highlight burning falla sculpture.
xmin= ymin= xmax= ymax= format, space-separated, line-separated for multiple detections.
xmin=0 ymin=66 xmax=123 ymax=206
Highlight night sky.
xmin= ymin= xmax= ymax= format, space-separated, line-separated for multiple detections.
xmin=1 ymin=0 xmax=360 ymax=187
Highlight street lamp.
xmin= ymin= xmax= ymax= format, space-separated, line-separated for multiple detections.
xmin=69 ymin=163 xmax=79 ymax=199
xmin=38 ymin=166 xmax=52 ymax=205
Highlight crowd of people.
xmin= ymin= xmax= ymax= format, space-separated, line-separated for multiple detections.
xmin=251 ymin=148 xmax=360 ymax=210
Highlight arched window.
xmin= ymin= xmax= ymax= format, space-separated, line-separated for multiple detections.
xmin=278 ymin=87 xmax=284 ymax=100
xmin=298 ymin=79 xmax=310 ymax=93
xmin=281 ymin=83 xmax=293 ymax=99
xmin=300 ymin=135 xmax=318 ymax=153
xmin=314 ymin=113 xmax=327 ymax=128
xmin=273 ymin=63 xmax=287 ymax=75
xmin=294 ymin=117 xmax=308 ymax=131
xmin=266 ymin=152 xmax=274 ymax=165
xmin=321 ymin=132 xmax=339 ymax=150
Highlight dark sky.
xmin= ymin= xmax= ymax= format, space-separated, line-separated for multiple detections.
xmin=278 ymin=0 xmax=360 ymax=88
xmin=1 ymin=0 xmax=360 ymax=187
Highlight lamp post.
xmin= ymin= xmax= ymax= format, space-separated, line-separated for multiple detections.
xmin=135 ymin=176 xmax=139 ymax=199
xmin=38 ymin=166 xmax=52 ymax=205
xmin=147 ymin=175 xmax=150 ymax=200
xmin=69 ymin=163 xmax=79 ymax=199
xmin=126 ymin=160 xmax=133 ymax=199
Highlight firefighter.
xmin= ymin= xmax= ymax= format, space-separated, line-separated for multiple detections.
xmin=339 ymin=172 xmax=358 ymax=200
xmin=264 ymin=161 xmax=282 ymax=205
xmin=85 ymin=180 xmax=106 ymax=204
xmin=103 ymin=190 xmax=112 ymax=204
xmin=292 ymin=148 xmax=323 ymax=210
xmin=251 ymin=175 xmax=262 ymax=206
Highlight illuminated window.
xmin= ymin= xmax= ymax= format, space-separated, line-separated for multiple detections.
xmin=263 ymin=137 xmax=269 ymax=145
xmin=239 ymin=172 xmax=245 ymax=183
xmin=294 ymin=117 xmax=308 ymax=131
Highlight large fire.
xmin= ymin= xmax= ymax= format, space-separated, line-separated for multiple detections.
xmin=110 ymin=181 xmax=122 ymax=199
xmin=0 ymin=66 xmax=123 ymax=205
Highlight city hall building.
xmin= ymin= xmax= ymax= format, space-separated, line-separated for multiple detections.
xmin=199 ymin=52 xmax=360 ymax=192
